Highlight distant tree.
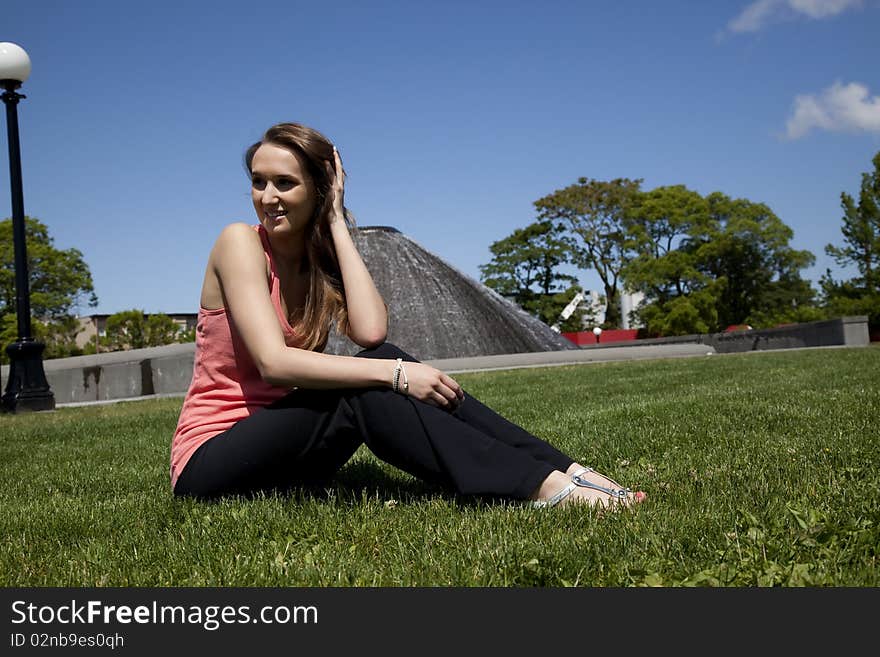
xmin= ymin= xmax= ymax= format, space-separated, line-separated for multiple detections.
xmin=146 ymin=314 xmax=182 ymax=347
xmin=480 ymin=221 xmax=574 ymax=298
xmin=623 ymin=185 xmax=710 ymax=300
xmin=820 ymin=273 xmax=878 ymax=327
xmin=0 ymin=216 xmax=97 ymax=362
xmin=479 ymin=221 xmax=588 ymax=328
xmin=0 ymin=313 xmax=85 ymax=363
xmin=103 ymin=310 xmax=147 ymax=351
xmin=0 ymin=216 xmax=98 ymax=322
xmin=701 ymin=192 xmax=818 ymax=330
xmin=822 ymin=151 xmax=880 ymax=327
xmin=637 ymin=287 xmax=720 ymax=336
xmin=826 ymin=151 xmax=880 ymax=293
xmin=534 ymin=284 xmax=598 ymax=333
xmin=622 ymin=188 xmax=818 ymax=335
xmin=103 ymin=310 xmax=185 ymax=351
xmin=535 ymin=178 xmax=642 ymax=328
xmin=622 ymin=185 xmax=717 ymax=334
xmin=744 ymin=276 xmax=827 ymax=328
xmin=698 ymin=192 xmax=816 ymax=329
xmin=40 ymin=315 xmax=86 ymax=359
xmin=178 ymin=326 xmax=196 ymax=343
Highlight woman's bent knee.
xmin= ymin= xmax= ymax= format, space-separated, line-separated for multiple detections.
xmin=355 ymin=342 xmax=418 ymax=362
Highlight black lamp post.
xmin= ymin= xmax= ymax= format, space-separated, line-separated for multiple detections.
xmin=1 ymin=42 xmax=54 ymax=413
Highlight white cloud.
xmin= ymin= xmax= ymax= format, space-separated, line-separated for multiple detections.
xmin=788 ymin=0 xmax=862 ymax=18
xmin=785 ymin=81 xmax=880 ymax=139
xmin=729 ymin=0 xmax=782 ymax=32
xmin=728 ymin=0 xmax=862 ymax=33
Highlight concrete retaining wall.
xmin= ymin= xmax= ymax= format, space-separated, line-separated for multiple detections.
xmin=0 ymin=316 xmax=870 ymax=405
xmin=584 ymin=316 xmax=871 ymax=353
xmin=1 ymin=343 xmax=196 ymax=405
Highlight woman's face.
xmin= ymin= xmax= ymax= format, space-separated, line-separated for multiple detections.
xmin=250 ymin=143 xmax=318 ymax=239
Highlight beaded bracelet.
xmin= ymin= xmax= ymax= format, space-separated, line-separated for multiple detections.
xmin=392 ymin=358 xmax=409 ymax=394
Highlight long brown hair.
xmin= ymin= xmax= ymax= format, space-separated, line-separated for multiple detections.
xmin=244 ymin=122 xmax=353 ymax=351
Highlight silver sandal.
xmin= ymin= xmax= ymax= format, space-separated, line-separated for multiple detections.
xmin=531 ymin=481 xmax=577 ymax=508
xmin=570 ymin=467 xmax=632 ymax=501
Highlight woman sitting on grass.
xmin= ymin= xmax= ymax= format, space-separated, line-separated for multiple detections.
xmin=169 ymin=121 xmax=645 ymax=510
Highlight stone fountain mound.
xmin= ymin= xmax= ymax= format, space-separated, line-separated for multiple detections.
xmin=324 ymin=226 xmax=578 ymax=360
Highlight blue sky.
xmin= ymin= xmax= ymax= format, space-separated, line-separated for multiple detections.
xmin=2 ymin=0 xmax=879 ymax=316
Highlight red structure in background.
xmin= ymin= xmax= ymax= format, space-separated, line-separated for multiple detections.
xmin=562 ymin=329 xmax=638 ymax=345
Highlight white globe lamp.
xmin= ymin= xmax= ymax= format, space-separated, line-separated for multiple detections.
xmin=0 ymin=42 xmax=32 ymax=83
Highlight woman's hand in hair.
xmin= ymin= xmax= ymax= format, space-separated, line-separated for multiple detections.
xmin=398 ymin=362 xmax=465 ymax=412
xmin=325 ymin=146 xmax=345 ymax=225
xmin=325 ymin=144 xmax=388 ymax=345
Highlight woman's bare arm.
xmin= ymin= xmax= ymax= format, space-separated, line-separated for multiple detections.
xmin=326 ymin=147 xmax=388 ymax=348
xmin=213 ymin=223 xmax=390 ymax=389
xmin=212 ymin=223 xmax=462 ymax=408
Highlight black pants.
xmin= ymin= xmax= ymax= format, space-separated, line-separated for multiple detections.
xmin=173 ymin=343 xmax=574 ymax=500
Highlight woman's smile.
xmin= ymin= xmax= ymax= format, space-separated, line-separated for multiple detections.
xmin=265 ymin=207 xmax=287 ymax=222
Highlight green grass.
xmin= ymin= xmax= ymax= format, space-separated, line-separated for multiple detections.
xmin=1 ymin=346 xmax=878 ymax=586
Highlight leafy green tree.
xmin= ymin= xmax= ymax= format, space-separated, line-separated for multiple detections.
xmin=623 ymin=185 xmax=710 ymax=301
xmin=480 ymin=221 xmax=575 ymax=298
xmin=1 ymin=313 xmax=85 ymax=363
xmin=535 ymin=178 xmax=642 ymax=328
xmin=40 ymin=315 xmax=86 ymax=359
xmin=622 ymin=185 xmax=718 ymax=334
xmin=822 ymin=151 xmax=880 ymax=327
xmin=103 ymin=310 xmax=147 ymax=351
xmin=534 ymin=285 xmax=598 ymax=333
xmin=103 ymin=310 xmax=186 ymax=351
xmin=0 ymin=216 xmax=97 ymax=362
xmin=623 ymin=188 xmax=818 ymax=334
xmin=479 ymin=221 xmax=588 ymax=328
xmin=637 ymin=287 xmax=719 ymax=336
xmin=146 ymin=313 xmax=183 ymax=347
xmin=701 ymin=192 xmax=817 ymax=329
xmin=177 ymin=326 xmax=196 ymax=343
xmin=0 ymin=216 xmax=97 ymax=322
xmin=820 ymin=272 xmax=879 ymax=327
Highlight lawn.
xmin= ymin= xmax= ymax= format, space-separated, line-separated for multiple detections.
xmin=1 ymin=346 xmax=877 ymax=586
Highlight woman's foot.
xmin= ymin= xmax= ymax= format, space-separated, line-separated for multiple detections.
xmin=531 ymin=465 xmax=646 ymax=510
xmin=567 ymin=462 xmax=646 ymax=504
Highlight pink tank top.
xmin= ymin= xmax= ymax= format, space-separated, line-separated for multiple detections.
xmin=169 ymin=224 xmax=307 ymax=490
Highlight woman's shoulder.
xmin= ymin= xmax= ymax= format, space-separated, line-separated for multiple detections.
xmin=210 ymin=222 xmax=265 ymax=269
xmin=216 ymin=221 xmax=260 ymax=242
xmin=213 ymin=222 xmax=262 ymax=252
